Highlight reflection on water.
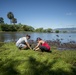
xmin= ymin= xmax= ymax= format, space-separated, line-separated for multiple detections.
xmin=0 ymin=32 xmax=76 ymax=43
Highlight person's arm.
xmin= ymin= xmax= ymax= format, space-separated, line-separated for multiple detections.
xmin=33 ymin=41 xmax=41 ymax=50
xmin=26 ymin=42 xmax=32 ymax=49
xmin=24 ymin=37 xmax=32 ymax=50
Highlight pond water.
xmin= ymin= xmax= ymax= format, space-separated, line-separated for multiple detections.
xmin=0 ymin=32 xmax=76 ymax=43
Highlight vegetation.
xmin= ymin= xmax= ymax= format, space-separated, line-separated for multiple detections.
xmin=0 ymin=42 xmax=76 ymax=75
xmin=12 ymin=18 xmax=17 ymax=25
xmin=0 ymin=24 xmax=34 ymax=32
xmin=35 ymin=28 xmax=52 ymax=33
xmin=0 ymin=23 xmax=53 ymax=32
xmin=7 ymin=12 xmax=14 ymax=24
xmin=55 ymin=30 xmax=59 ymax=33
xmin=0 ymin=17 xmax=4 ymax=24
xmin=35 ymin=28 xmax=53 ymax=33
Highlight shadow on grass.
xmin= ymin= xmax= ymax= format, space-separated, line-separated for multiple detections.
xmin=0 ymin=42 xmax=5 ymax=47
xmin=0 ymin=57 xmax=76 ymax=75
xmin=0 ymin=59 xmax=19 ymax=75
xmin=24 ymin=56 xmax=76 ymax=75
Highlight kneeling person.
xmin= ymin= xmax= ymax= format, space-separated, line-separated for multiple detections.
xmin=33 ymin=37 xmax=51 ymax=52
xmin=16 ymin=35 xmax=32 ymax=50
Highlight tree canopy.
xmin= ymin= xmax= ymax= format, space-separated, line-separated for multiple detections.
xmin=0 ymin=17 xmax=4 ymax=24
xmin=12 ymin=18 xmax=17 ymax=25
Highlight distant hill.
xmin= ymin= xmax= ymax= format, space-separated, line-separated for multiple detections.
xmin=53 ymin=28 xmax=76 ymax=32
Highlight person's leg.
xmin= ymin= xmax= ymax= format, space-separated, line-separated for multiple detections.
xmin=21 ymin=45 xmax=27 ymax=50
xmin=18 ymin=44 xmax=27 ymax=50
xmin=39 ymin=45 xmax=49 ymax=52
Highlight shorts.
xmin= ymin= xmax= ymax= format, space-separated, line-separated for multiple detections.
xmin=16 ymin=43 xmax=26 ymax=49
xmin=39 ymin=45 xmax=50 ymax=52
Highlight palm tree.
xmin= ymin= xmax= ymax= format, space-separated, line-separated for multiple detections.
xmin=0 ymin=17 xmax=4 ymax=24
xmin=7 ymin=12 xmax=14 ymax=24
xmin=12 ymin=18 xmax=17 ymax=25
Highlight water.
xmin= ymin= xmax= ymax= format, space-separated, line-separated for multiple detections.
xmin=0 ymin=32 xmax=76 ymax=43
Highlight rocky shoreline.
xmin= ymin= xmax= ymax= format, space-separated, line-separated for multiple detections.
xmin=29 ymin=40 xmax=76 ymax=50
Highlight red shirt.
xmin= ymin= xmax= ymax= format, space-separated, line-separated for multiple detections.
xmin=41 ymin=42 xmax=50 ymax=50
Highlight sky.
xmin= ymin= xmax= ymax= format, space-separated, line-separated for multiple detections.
xmin=0 ymin=0 xmax=76 ymax=29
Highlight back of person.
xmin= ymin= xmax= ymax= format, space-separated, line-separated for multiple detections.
xmin=41 ymin=42 xmax=50 ymax=50
xmin=16 ymin=37 xmax=27 ymax=44
xmin=16 ymin=37 xmax=27 ymax=46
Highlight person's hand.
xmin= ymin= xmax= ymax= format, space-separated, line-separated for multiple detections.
xmin=33 ymin=48 xmax=35 ymax=51
xmin=30 ymin=47 xmax=32 ymax=50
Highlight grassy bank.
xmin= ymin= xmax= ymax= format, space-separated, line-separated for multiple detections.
xmin=0 ymin=42 xmax=76 ymax=75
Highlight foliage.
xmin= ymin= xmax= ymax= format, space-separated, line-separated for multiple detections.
xmin=7 ymin=12 xmax=14 ymax=24
xmin=0 ymin=24 xmax=34 ymax=32
xmin=0 ymin=17 xmax=4 ymax=24
xmin=0 ymin=23 xmax=53 ymax=32
xmin=35 ymin=28 xmax=53 ymax=33
xmin=45 ymin=28 xmax=52 ymax=33
xmin=1 ymin=24 xmax=17 ymax=31
xmin=55 ymin=30 xmax=59 ymax=33
xmin=0 ymin=42 xmax=76 ymax=75
xmin=12 ymin=18 xmax=17 ymax=25
xmin=23 ymin=25 xmax=34 ymax=32
xmin=35 ymin=27 xmax=44 ymax=32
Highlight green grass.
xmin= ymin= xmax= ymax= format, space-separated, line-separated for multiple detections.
xmin=0 ymin=42 xmax=76 ymax=75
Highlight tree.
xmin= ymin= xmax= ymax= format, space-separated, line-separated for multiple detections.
xmin=28 ymin=26 xmax=34 ymax=32
xmin=23 ymin=25 xmax=34 ymax=32
xmin=35 ymin=28 xmax=44 ymax=32
xmin=46 ymin=28 xmax=52 ymax=33
xmin=0 ymin=17 xmax=4 ymax=24
xmin=7 ymin=12 xmax=14 ymax=24
xmin=43 ymin=29 xmax=47 ymax=32
xmin=12 ymin=18 xmax=17 ymax=25
xmin=55 ymin=30 xmax=59 ymax=33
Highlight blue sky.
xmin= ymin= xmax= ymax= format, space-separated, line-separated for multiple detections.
xmin=0 ymin=0 xmax=76 ymax=29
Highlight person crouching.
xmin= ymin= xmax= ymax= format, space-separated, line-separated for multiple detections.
xmin=16 ymin=34 xmax=32 ymax=50
xmin=33 ymin=37 xmax=51 ymax=52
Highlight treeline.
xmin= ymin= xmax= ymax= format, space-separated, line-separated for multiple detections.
xmin=0 ymin=24 xmax=34 ymax=32
xmin=35 ymin=28 xmax=53 ymax=33
xmin=0 ymin=23 xmax=60 ymax=33
xmin=0 ymin=23 xmax=54 ymax=33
